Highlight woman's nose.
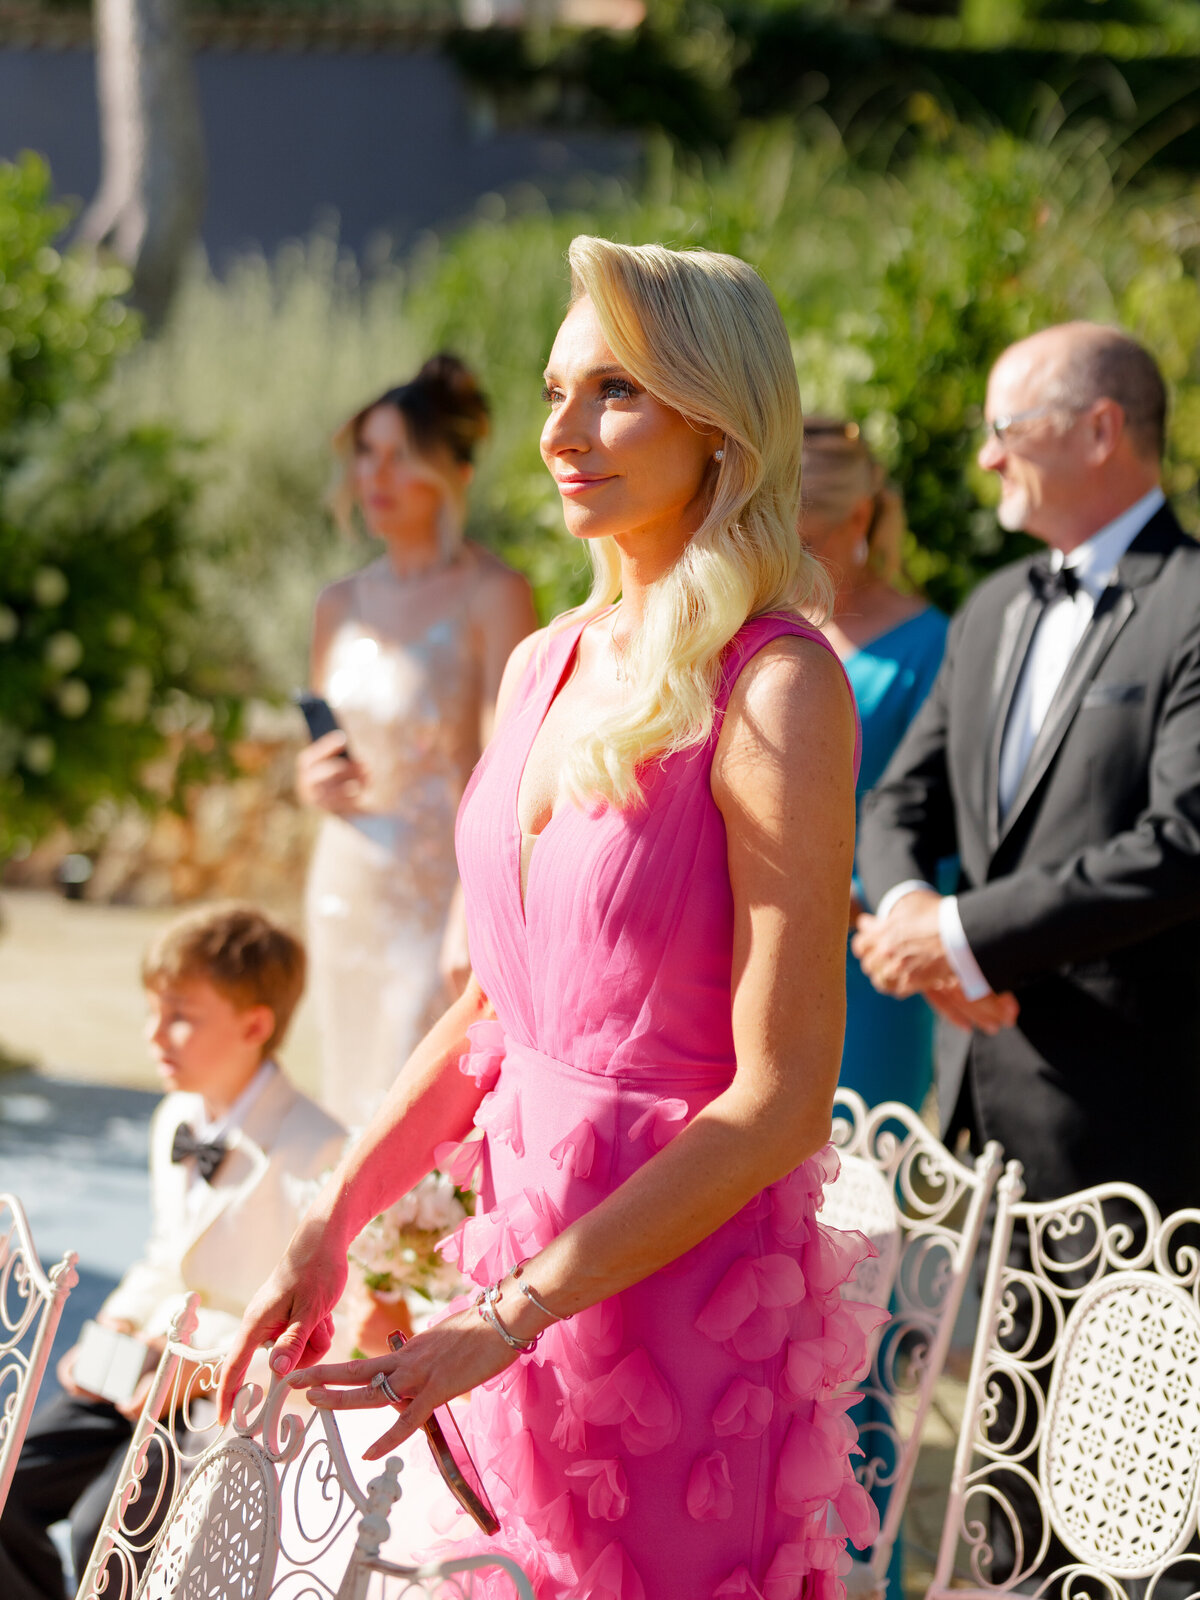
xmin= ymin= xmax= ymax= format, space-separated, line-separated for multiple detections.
xmin=542 ymin=393 xmax=590 ymax=457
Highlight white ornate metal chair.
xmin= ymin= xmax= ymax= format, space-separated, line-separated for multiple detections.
xmin=74 ymin=1293 xmax=537 ymax=1600
xmin=928 ymin=1168 xmax=1200 ymax=1600
xmin=0 ymin=1190 xmax=79 ymax=1513
xmin=825 ymin=1090 xmax=1005 ymax=1597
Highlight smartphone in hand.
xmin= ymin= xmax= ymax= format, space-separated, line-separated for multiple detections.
xmin=293 ymin=691 xmax=352 ymax=762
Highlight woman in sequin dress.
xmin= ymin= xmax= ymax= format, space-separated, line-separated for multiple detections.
xmin=300 ymin=357 xmax=536 ymax=1130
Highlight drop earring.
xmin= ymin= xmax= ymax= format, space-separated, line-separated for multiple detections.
xmin=853 ymin=538 xmax=869 ymax=566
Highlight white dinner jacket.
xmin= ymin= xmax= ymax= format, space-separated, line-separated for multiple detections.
xmin=101 ymin=1068 xmax=346 ymax=1353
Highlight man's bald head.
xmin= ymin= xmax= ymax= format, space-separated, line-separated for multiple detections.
xmin=997 ymin=322 xmax=1167 ymax=461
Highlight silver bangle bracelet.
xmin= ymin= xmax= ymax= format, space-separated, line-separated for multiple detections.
xmin=475 ymin=1284 xmax=539 ymax=1353
xmin=511 ymin=1259 xmax=567 ymax=1322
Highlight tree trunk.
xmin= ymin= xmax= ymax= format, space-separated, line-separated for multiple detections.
xmin=79 ymin=0 xmax=205 ymax=327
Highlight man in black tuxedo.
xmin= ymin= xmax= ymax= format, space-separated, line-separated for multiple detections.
xmin=854 ymin=322 xmax=1200 ymax=1216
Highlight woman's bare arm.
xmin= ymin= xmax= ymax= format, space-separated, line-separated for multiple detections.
xmin=289 ymin=635 xmax=857 ymax=1460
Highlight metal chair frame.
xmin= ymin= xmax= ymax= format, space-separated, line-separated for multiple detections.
xmin=827 ymin=1090 xmax=1004 ymax=1594
xmin=0 ymin=1190 xmax=78 ymax=1512
xmin=74 ymin=1293 xmax=537 ymax=1600
xmin=928 ymin=1167 xmax=1200 ymax=1600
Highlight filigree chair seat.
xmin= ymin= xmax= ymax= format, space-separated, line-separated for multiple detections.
xmin=1043 ymin=1274 xmax=1200 ymax=1576
xmin=137 ymin=1437 xmax=280 ymax=1599
xmin=0 ymin=1191 xmax=78 ymax=1513
xmin=929 ymin=1174 xmax=1200 ymax=1600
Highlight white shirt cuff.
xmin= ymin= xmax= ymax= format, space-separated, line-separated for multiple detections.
xmin=875 ymin=880 xmax=937 ymax=922
xmin=938 ymin=896 xmax=992 ymax=1000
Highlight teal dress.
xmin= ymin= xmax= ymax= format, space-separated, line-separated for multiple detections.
xmin=843 ymin=605 xmax=949 ymax=1111
xmin=843 ymin=606 xmax=949 ymax=1596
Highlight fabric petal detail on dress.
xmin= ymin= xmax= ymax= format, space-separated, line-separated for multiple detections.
xmin=432 ymin=1133 xmax=484 ymax=1186
xmin=550 ymin=1395 xmax=589 ymax=1455
xmin=564 ymin=1458 xmax=629 ymax=1521
xmin=576 ymin=1540 xmax=647 ymax=1600
xmin=775 ymin=1412 xmax=849 ymax=1515
xmin=712 ymin=1377 xmax=774 ymax=1439
xmin=549 ymin=1118 xmax=596 ymax=1180
xmin=562 ymin=1293 xmax=624 ymax=1364
xmin=696 ymin=1254 xmax=808 ymax=1361
xmin=458 ymin=1018 xmax=506 ymax=1088
xmin=763 ymin=1538 xmax=848 ymax=1600
xmin=804 ymin=1220 xmax=876 ymax=1300
xmin=628 ymin=1098 xmax=689 ymax=1151
xmin=686 ymin=1450 xmax=734 ymax=1521
xmin=715 ymin=1568 xmax=767 ymax=1600
xmin=473 ymin=1082 xmax=525 ymax=1157
xmin=835 ymin=1474 xmax=882 ymax=1550
xmin=439 ymin=1186 xmax=562 ymax=1285
xmin=576 ymin=1347 xmax=682 ymax=1456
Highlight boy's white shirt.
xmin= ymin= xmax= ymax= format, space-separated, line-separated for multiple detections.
xmin=181 ymin=1058 xmax=276 ymax=1229
xmin=101 ymin=1063 xmax=346 ymax=1353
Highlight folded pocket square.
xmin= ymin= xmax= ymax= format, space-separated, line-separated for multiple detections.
xmin=1083 ymin=681 xmax=1145 ymax=708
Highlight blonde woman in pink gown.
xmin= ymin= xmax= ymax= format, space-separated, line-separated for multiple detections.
xmin=223 ymin=240 xmax=884 ymax=1600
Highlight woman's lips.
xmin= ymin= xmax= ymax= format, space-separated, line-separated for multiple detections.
xmin=555 ymin=475 xmax=614 ymax=496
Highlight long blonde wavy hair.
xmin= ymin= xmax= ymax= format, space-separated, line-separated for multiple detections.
xmin=557 ymin=235 xmax=830 ymax=809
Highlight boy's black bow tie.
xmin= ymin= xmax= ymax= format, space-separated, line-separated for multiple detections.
xmin=1028 ymin=561 xmax=1080 ymax=602
xmin=170 ymin=1124 xmax=228 ymax=1181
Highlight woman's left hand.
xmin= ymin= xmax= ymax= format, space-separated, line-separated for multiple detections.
xmin=288 ymin=1305 xmax=519 ymax=1461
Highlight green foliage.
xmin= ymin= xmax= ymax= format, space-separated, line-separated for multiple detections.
xmin=117 ymin=120 xmax=1200 ymax=696
xmin=0 ymin=154 xmax=211 ymax=857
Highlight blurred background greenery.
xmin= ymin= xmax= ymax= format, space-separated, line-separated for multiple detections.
xmin=2 ymin=0 xmax=1200 ymax=858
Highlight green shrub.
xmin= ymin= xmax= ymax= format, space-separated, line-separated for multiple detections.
xmin=111 ymin=121 xmax=1200 ymax=699
xmin=0 ymin=154 xmax=214 ymax=858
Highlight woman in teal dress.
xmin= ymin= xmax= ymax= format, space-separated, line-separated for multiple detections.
xmin=803 ymin=420 xmax=948 ymax=1113
xmin=802 ymin=420 xmax=948 ymax=1596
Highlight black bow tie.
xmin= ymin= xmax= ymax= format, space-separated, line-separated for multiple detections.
xmin=171 ymin=1124 xmax=228 ymax=1182
xmin=1029 ymin=561 xmax=1080 ymax=603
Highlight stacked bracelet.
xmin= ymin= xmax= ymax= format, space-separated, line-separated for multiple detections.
xmin=511 ymin=1259 xmax=568 ymax=1322
xmin=475 ymin=1284 xmax=539 ymax=1353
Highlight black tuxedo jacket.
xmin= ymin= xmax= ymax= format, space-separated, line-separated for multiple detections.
xmin=858 ymin=504 xmax=1200 ymax=1212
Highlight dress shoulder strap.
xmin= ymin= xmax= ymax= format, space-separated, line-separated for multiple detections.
xmin=717 ymin=611 xmax=861 ymax=779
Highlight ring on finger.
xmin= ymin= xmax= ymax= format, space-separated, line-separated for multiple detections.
xmin=370 ymin=1370 xmax=406 ymax=1407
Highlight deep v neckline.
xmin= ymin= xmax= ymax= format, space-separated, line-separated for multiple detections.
xmin=513 ymin=613 xmax=595 ymax=920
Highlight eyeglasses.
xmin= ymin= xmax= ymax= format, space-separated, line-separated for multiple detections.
xmin=386 ymin=1331 xmax=500 ymax=1535
xmin=983 ymin=404 xmax=1081 ymax=443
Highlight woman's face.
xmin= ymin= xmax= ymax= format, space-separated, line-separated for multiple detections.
xmin=353 ymin=404 xmax=466 ymax=545
xmin=540 ymin=297 xmax=722 ymax=563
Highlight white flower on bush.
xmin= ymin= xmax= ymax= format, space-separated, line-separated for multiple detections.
xmin=32 ymin=566 xmax=68 ymax=607
xmin=0 ymin=606 xmax=18 ymax=643
xmin=57 ymin=679 xmax=91 ymax=718
xmin=44 ymin=631 xmax=83 ymax=674
xmin=22 ymin=735 xmax=55 ymax=774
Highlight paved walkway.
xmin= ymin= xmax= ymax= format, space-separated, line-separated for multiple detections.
xmin=1 ymin=1070 xmax=156 ymax=1409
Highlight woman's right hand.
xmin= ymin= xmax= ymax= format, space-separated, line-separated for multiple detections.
xmin=216 ymin=1215 xmax=350 ymax=1423
xmin=295 ymin=731 xmax=366 ymax=815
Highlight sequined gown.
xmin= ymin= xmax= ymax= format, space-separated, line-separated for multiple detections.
xmin=306 ymin=551 xmax=492 ymax=1128
xmin=433 ymin=611 xmax=885 ymax=1600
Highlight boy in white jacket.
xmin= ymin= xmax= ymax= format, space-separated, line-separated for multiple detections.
xmin=0 ymin=904 xmax=346 ymax=1600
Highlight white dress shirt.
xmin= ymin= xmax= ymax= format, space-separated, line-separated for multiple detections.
xmin=181 ymin=1058 xmax=277 ymax=1224
xmin=877 ymin=486 xmax=1165 ymax=1000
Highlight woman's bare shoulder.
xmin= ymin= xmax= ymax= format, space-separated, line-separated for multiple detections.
xmin=716 ymin=634 xmax=855 ymax=790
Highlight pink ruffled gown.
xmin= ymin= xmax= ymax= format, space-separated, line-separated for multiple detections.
xmin=438 ymin=611 xmax=886 ymax=1600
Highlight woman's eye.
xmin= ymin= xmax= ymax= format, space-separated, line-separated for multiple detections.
xmin=602 ymin=380 xmax=636 ymax=401
xmin=541 ymin=385 xmax=562 ymax=406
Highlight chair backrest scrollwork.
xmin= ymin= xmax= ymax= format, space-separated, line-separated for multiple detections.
xmin=929 ymin=1173 xmax=1200 ymax=1600
xmin=0 ymin=1191 xmax=78 ymax=1513
xmin=827 ymin=1091 xmax=1004 ymax=1591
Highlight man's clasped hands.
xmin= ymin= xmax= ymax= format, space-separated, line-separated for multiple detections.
xmin=852 ymin=889 xmax=1020 ymax=1036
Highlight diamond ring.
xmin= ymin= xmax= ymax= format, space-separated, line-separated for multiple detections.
xmin=370 ymin=1370 xmax=405 ymax=1407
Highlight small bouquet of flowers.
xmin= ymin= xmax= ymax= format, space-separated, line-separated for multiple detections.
xmin=347 ymin=1170 xmax=474 ymax=1305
